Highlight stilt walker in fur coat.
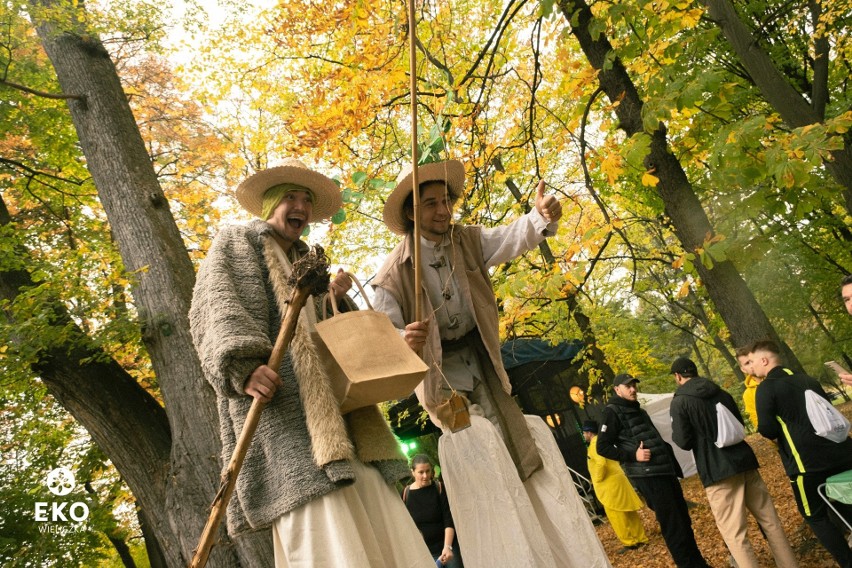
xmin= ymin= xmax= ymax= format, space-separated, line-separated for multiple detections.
xmin=189 ymin=158 xmax=434 ymax=568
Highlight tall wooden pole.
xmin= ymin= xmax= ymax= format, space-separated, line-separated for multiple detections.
xmin=408 ymin=0 xmax=423 ymax=322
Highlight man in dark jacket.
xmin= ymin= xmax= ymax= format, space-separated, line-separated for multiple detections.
xmin=669 ymin=357 xmax=798 ymax=568
xmin=750 ymin=340 xmax=852 ymax=568
xmin=597 ymin=373 xmax=711 ymax=568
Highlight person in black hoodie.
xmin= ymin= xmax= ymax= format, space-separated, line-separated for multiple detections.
xmin=669 ymin=357 xmax=798 ymax=568
xmin=597 ymin=372 xmax=711 ymax=568
xmin=749 ymin=339 xmax=852 ymax=568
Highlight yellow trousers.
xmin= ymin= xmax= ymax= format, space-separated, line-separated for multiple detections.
xmin=606 ymin=507 xmax=647 ymax=547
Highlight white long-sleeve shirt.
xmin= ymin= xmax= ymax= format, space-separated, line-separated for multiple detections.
xmin=373 ymin=209 xmax=557 ymax=390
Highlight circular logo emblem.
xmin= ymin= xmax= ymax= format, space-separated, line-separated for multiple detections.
xmin=46 ymin=467 xmax=75 ymax=496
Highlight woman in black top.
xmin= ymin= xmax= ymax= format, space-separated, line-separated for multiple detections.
xmin=402 ymin=454 xmax=462 ymax=567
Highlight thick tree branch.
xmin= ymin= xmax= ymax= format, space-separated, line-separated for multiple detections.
xmin=0 ymin=77 xmax=86 ymax=100
xmin=556 ymin=0 xmax=804 ymax=371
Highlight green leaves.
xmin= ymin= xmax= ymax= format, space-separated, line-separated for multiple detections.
xmin=623 ymin=132 xmax=652 ymax=170
xmin=0 ymin=390 xmax=115 ymax=567
xmin=539 ymin=0 xmax=556 ymax=19
xmin=417 ymin=118 xmax=452 ymax=166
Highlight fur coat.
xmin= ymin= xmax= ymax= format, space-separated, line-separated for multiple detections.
xmin=189 ymin=219 xmax=408 ymax=534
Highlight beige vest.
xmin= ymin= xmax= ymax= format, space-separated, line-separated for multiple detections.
xmin=373 ymin=225 xmax=543 ymax=480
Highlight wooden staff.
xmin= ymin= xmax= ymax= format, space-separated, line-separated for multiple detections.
xmin=406 ymin=2 xmax=469 ymax=432
xmin=190 ymin=246 xmax=331 ymax=568
xmin=408 ymin=0 xmax=423 ymax=322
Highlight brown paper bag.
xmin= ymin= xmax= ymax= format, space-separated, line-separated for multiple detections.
xmin=435 ymin=392 xmax=471 ymax=432
xmin=314 ymin=273 xmax=428 ymax=414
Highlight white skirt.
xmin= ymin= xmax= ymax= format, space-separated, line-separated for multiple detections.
xmin=524 ymin=415 xmax=612 ymax=568
xmin=272 ymin=460 xmax=434 ymax=568
xmin=439 ymin=414 xmax=611 ymax=568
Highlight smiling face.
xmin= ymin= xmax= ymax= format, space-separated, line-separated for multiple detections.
xmin=411 ymin=462 xmax=434 ymax=488
xmin=407 ymin=181 xmax=456 ymax=243
xmin=266 ymin=190 xmax=313 ymax=251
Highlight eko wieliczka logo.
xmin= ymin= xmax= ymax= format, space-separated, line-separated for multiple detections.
xmin=35 ymin=467 xmax=90 ymax=530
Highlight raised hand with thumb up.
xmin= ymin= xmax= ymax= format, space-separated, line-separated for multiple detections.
xmin=534 ymin=180 xmax=562 ymax=223
xmin=636 ymin=440 xmax=651 ymax=462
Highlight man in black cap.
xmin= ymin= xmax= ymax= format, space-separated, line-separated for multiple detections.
xmin=669 ymin=357 xmax=798 ymax=568
xmin=597 ymin=373 xmax=711 ymax=568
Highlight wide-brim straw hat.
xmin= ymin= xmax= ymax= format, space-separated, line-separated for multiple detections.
xmin=235 ymin=158 xmax=342 ymax=222
xmin=383 ymin=160 xmax=465 ymax=235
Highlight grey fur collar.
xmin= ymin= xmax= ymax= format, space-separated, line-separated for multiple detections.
xmin=261 ymin=234 xmax=404 ymax=467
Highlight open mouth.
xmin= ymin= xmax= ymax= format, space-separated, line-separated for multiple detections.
xmin=287 ymin=216 xmax=306 ymax=230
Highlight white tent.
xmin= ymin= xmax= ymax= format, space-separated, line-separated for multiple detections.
xmin=638 ymin=392 xmax=697 ymax=479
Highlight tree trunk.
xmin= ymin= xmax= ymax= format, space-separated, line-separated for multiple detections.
xmin=27 ymin=4 xmax=272 ymax=566
xmin=106 ymin=533 xmax=137 ymax=568
xmin=556 ymin=0 xmax=804 ymax=372
xmin=685 ymin=289 xmax=745 ymax=383
xmin=137 ymin=508 xmax=168 ymax=568
xmin=564 ymin=293 xmax=617 ymax=391
xmin=0 ymin=197 xmax=174 ymax=553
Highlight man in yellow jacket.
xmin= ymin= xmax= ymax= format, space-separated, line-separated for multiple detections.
xmin=742 ymin=375 xmax=761 ymax=429
xmin=737 ymin=348 xmax=761 ymax=429
xmin=583 ymin=420 xmax=648 ymax=553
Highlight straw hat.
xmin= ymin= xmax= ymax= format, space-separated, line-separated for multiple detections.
xmin=235 ymin=158 xmax=342 ymax=222
xmin=383 ymin=160 xmax=465 ymax=235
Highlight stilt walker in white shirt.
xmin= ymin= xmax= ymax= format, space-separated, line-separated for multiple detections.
xmin=373 ymin=159 xmax=612 ymax=568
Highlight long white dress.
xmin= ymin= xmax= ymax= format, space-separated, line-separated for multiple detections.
xmin=272 ymin=460 xmax=434 ymax=568
xmin=439 ymin=415 xmax=555 ymax=567
xmin=524 ymin=415 xmax=612 ymax=567
xmin=374 ymin=211 xmax=611 ymax=567
xmin=439 ymin=411 xmax=612 ymax=568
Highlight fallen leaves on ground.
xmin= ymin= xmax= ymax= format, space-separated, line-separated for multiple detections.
xmin=595 ymin=400 xmax=851 ymax=568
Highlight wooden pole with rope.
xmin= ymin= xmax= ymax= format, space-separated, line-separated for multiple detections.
xmin=189 ymin=247 xmax=331 ymax=568
xmin=407 ymin=1 xmax=469 ymax=431
xmin=408 ymin=0 xmax=423 ymax=323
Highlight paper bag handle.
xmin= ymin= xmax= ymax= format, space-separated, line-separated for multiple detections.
xmin=326 ymin=272 xmax=373 ymax=317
